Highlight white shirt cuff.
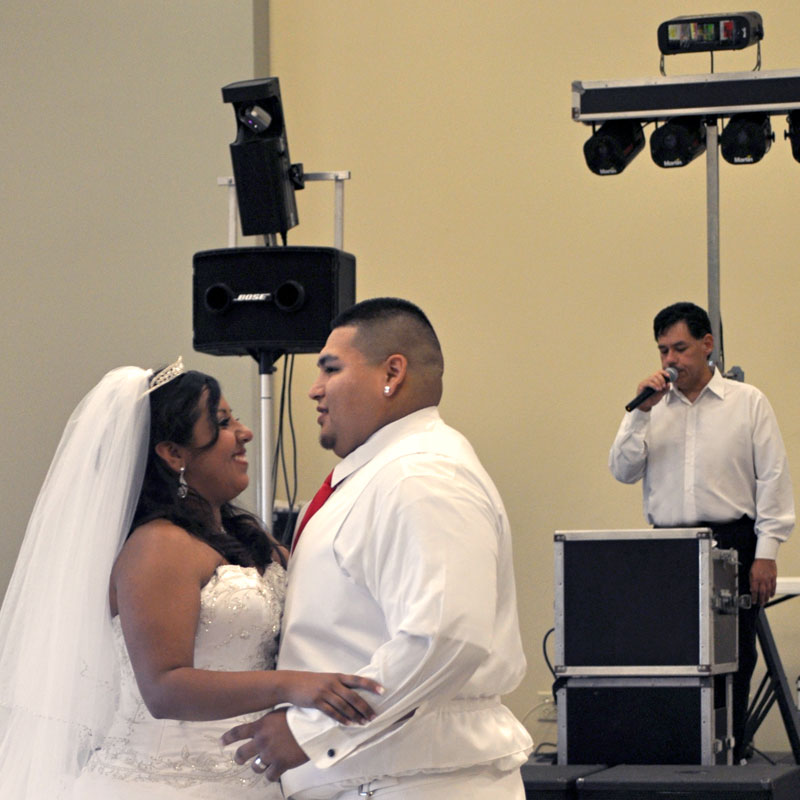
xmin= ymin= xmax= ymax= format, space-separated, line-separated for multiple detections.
xmin=755 ymin=536 xmax=781 ymax=561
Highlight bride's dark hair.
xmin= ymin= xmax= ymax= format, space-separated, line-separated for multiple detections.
xmin=131 ymin=369 xmax=283 ymax=569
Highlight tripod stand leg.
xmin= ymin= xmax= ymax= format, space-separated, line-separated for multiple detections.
xmin=746 ymin=608 xmax=800 ymax=763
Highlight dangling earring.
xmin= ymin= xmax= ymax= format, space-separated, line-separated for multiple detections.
xmin=177 ymin=466 xmax=188 ymax=499
xmin=383 ymin=385 xmax=391 ymax=396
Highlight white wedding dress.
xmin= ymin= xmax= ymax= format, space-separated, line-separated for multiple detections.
xmin=70 ymin=562 xmax=286 ymax=799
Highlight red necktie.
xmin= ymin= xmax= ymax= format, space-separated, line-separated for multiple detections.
xmin=291 ymin=471 xmax=334 ymax=553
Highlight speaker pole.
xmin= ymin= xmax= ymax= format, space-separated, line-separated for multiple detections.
xmin=258 ymin=351 xmax=277 ymax=528
xmin=303 ymin=171 xmax=350 ymax=250
xmin=208 ymin=172 xmax=354 ymax=535
xmin=705 ymin=120 xmax=723 ymax=373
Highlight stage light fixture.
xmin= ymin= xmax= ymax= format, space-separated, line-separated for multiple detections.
xmin=583 ymin=119 xmax=645 ymax=175
xmin=720 ymin=112 xmax=774 ymax=164
xmin=650 ymin=117 xmax=707 ymax=168
xmin=784 ymin=110 xmax=800 ymax=163
xmin=222 ymin=77 xmax=304 ymax=240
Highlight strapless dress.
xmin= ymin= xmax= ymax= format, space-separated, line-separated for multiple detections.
xmin=70 ymin=562 xmax=286 ymax=799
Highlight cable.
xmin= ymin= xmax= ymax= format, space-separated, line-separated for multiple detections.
xmin=749 ymin=745 xmax=776 ymax=765
xmin=542 ymin=626 xmax=556 ymax=680
xmin=518 ymin=626 xmax=561 ymax=742
xmin=284 ymin=354 xmax=299 ymax=527
xmin=532 ymin=742 xmax=557 ymax=760
xmin=277 ymin=354 xmax=298 ymax=543
xmin=270 ymin=354 xmax=300 ymax=546
xmin=520 ymin=701 xmax=551 ymax=727
xmin=271 ymin=356 xmax=288 ymax=542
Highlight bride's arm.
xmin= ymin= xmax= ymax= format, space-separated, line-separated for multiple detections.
xmin=111 ymin=521 xmax=380 ymax=723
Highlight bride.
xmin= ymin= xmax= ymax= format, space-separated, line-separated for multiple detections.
xmin=0 ymin=359 xmax=380 ymax=799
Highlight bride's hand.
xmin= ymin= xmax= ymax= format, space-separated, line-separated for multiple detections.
xmin=278 ymin=671 xmax=384 ymax=724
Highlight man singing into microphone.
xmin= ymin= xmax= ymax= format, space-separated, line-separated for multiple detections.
xmin=609 ymin=301 xmax=795 ymax=763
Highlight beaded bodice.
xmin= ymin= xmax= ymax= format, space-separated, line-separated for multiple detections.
xmin=82 ymin=562 xmax=286 ymax=791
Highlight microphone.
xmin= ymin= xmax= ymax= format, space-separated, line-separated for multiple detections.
xmin=625 ymin=367 xmax=678 ymax=412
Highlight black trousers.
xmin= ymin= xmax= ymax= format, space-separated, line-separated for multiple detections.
xmin=704 ymin=516 xmax=759 ymax=761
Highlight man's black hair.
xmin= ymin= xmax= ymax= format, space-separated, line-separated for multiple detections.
xmin=332 ymin=297 xmax=438 ymax=342
xmin=653 ymin=302 xmax=712 ymax=340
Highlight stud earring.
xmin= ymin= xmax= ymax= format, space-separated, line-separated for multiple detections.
xmin=177 ymin=466 xmax=188 ymax=499
xmin=384 ymin=385 xmax=391 ymax=396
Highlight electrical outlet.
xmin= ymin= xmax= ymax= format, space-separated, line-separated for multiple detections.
xmin=537 ymin=691 xmax=558 ymax=723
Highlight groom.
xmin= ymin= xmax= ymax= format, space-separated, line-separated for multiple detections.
xmin=223 ymin=297 xmax=531 ymax=798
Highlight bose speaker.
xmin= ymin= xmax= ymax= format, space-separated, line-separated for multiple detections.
xmin=193 ymin=246 xmax=356 ymax=357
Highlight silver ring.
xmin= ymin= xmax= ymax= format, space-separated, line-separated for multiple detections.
xmin=252 ymin=756 xmax=267 ymax=773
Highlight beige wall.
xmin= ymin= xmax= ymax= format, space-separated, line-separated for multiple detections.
xmin=1 ymin=0 xmax=265 ymax=587
xmin=268 ymin=0 xmax=800 ymax=753
xmin=3 ymin=0 xmax=800 ymax=754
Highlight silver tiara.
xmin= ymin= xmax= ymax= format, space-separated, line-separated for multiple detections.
xmin=144 ymin=356 xmax=185 ymax=395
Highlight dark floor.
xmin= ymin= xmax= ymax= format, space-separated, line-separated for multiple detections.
xmin=522 ymin=755 xmax=800 ymax=797
xmin=526 ymin=750 xmax=798 ymax=766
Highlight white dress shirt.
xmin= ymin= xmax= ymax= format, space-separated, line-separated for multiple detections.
xmin=278 ymin=407 xmax=531 ymax=798
xmin=609 ymin=369 xmax=794 ymax=559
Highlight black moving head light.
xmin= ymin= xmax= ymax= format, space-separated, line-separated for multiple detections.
xmin=222 ymin=77 xmax=304 ymax=239
xmin=720 ymin=112 xmax=774 ymax=164
xmin=583 ymin=119 xmax=645 ymax=175
xmin=650 ymin=117 xmax=707 ymax=168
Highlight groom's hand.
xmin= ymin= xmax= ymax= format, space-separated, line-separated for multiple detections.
xmin=221 ymin=709 xmax=308 ymax=781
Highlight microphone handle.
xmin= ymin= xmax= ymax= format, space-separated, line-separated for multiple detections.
xmin=624 ymin=368 xmax=677 ymax=412
xmin=625 ymin=386 xmax=657 ymax=412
